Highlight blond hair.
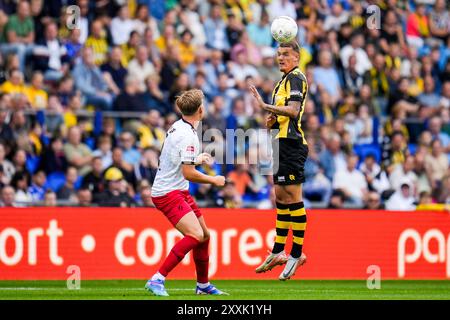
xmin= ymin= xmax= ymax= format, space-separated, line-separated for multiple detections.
xmin=176 ymin=89 xmax=204 ymax=116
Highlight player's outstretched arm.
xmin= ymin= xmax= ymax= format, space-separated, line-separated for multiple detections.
xmin=181 ymin=164 xmax=226 ymax=187
xmin=249 ymin=85 xmax=301 ymax=119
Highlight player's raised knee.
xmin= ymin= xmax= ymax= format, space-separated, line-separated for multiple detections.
xmin=202 ymin=231 xmax=210 ymax=243
xmin=186 ymin=229 xmax=205 ymax=242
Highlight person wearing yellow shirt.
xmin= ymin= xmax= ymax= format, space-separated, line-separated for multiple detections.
xmin=177 ymin=30 xmax=195 ymax=69
xmin=137 ymin=123 xmax=166 ymax=149
xmin=406 ymin=3 xmax=429 ymax=50
xmin=384 ymin=43 xmax=402 ymax=75
xmin=120 ymin=30 xmax=140 ymax=68
xmin=85 ymin=20 xmax=109 ymax=66
xmin=416 ymin=203 xmax=450 ymax=212
xmin=407 ymin=61 xmax=424 ymax=97
xmin=299 ymin=47 xmax=312 ymax=72
xmin=137 ymin=110 xmax=165 ymax=150
xmin=0 ymin=69 xmax=27 ymax=95
xmin=155 ymin=25 xmax=179 ymax=57
xmin=26 ymin=72 xmax=48 ymax=109
xmin=223 ymin=0 xmax=252 ymax=25
xmin=128 ymin=0 xmax=137 ymax=17
xmin=63 ymin=93 xmax=83 ymax=129
xmin=416 ymin=191 xmax=450 ymax=212
xmin=28 ymin=122 xmax=43 ymax=156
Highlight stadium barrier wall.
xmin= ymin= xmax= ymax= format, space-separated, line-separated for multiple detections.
xmin=0 ymin=208 xmax=449 ymax=280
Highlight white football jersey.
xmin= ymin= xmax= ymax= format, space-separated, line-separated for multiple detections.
xmin=151 ymin=119 xmax=200 ymax=197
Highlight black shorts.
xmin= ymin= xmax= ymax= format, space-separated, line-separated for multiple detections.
xmin=272 ymin=138 xmax=309 ymax=185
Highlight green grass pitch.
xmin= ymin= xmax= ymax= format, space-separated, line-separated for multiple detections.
xmin=0 ymin=280 xmax=449 ymax=300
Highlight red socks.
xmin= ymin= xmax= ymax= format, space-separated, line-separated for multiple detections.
xmin=193 ymin=238 xmax=210 ymax=283
xmin=159 ymin=235 xmax=200 ymax=277
xmin=158 ymin=235 xmax=210 ymax=282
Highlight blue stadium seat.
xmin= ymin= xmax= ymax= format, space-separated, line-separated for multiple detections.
xmin=74 ymin=176 xmax=83 ymax=190
xmin=46 ymin=172 xmax=66 ymax=192
xmin=408 ymin=143 xmax=417 ymax=155
xmin=36 ymin=110 xmax=46 ymax=127
xmin=94 ymin=111 xmax=103 ymax=137
xmin=40 ymin=135 xmax=50 ymax=147
xmin=84 ymin=137 xmax=95 ymax=150
xmin=242 ymin=185 xmax=271 ymax=203
xmin=353 ymin=144 xmax=381 ymax=163
xmin=189 ymin=181 xmax=199 ymax=196
xmin=26 ymin=156 xmax=41 ymax=174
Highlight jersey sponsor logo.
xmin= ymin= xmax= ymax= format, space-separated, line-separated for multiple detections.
xmin=290 ymin=90 xmax=303 ymax=98
xmin=289 ymin=174 xmax=295 ymax=181
xmin=186 ymin=146 xmax=195 ymax=152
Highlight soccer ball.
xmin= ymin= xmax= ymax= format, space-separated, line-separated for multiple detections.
xmin=271 ymin=16 xmax=298 ymax=43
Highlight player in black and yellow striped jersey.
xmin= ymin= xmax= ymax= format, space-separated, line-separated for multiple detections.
xmin=250 ymin=41 xmax=308 ymax=281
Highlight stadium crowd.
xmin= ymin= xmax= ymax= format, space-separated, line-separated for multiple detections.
xmin=0 ymin=0 xmax=449 ymax=210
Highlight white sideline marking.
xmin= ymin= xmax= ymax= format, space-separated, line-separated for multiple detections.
xmin=0 ymin=287 xmax=190 ymax=291
xmin=0 ymin=287 xmax=349 ymax=293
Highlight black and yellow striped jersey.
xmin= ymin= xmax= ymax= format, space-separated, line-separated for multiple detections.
xmin=271 ymin=66 xmax=308 ymax=144
xmin=85 ymin=36 xmax=108 ymax=65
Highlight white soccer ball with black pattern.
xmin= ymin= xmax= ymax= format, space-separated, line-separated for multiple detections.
xmin=271 ymin=16 xmax=298 ymax=43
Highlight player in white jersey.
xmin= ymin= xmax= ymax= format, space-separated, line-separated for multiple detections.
xmin=145 ymin=89 xmax=227 ymax=296
xmin=150 ymin=118 xmax=201 ymax=197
